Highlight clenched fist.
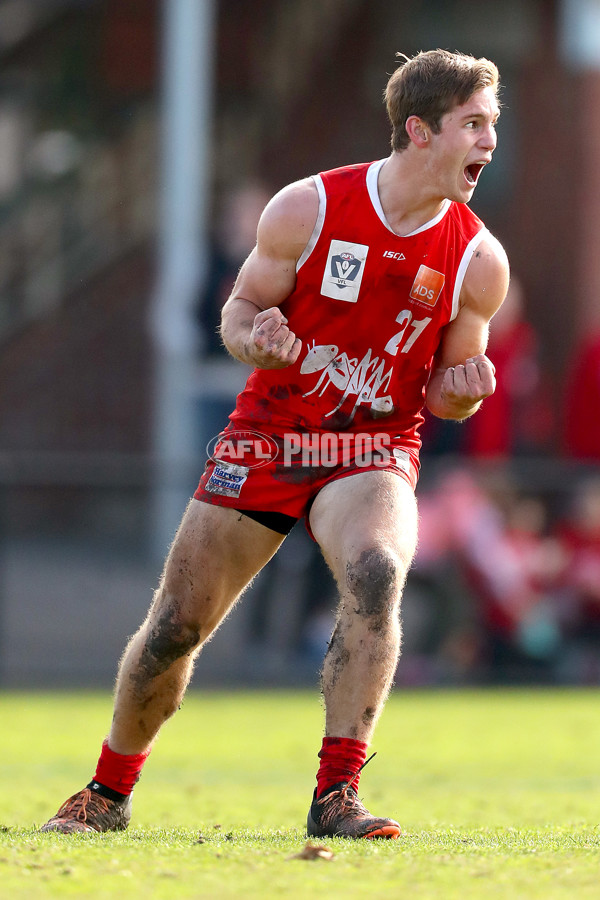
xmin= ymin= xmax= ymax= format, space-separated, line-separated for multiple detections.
xmin=246 ymin=307 xmax=302 ymax=369
xmin=440 ymin=353 xmax=496 ymax=411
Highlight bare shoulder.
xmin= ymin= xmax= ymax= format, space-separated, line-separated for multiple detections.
xmin=257 ymin=177 xmax=320 ymax=261
xmin=461 ymin=231 xmax=510 ymax=319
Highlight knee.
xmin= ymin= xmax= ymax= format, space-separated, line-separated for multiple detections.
xmin=144 ymin=593 xmax=203 ymax=665
xmin=344 ymin=546 xmax=406 ymax=622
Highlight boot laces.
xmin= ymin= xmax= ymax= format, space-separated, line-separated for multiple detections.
xmin=56 ymin=789 xmax=110 ymax=824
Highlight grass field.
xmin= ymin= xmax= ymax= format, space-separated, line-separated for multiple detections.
xmin=1 ymin=688 xmax=599 ymax=899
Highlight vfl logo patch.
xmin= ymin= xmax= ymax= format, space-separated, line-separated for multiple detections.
xmin=409 ymin=265 xmax=445 ymax=307
xmin=321 ymin=239 xmax=369 ymax=303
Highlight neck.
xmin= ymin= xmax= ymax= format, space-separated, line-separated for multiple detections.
xmin=377 ymin=153 xmax=447 ymax=236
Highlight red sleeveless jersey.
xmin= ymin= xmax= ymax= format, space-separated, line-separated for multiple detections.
xmin=230 ymin=159 xmax=488 ymax=454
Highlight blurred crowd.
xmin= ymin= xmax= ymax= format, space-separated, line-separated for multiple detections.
xmin=411 ymin=468 xmax=600 ymax=684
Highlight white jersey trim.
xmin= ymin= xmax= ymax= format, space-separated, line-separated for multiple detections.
xmin=296 ymin=174 xmax=326 ymax=272
xmin=406 ymin=199 xmax=452 ymax=236
xmin=450 ymin=227 xmax=489 ymax=321
xmin=366 ymin=158 xmax=451 ymax=236
xmin=366 ymin=159 xmax=387 ymax=228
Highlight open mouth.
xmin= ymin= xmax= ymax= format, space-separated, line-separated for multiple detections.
xmin=465 ymin=163 xmax=485 ymax=186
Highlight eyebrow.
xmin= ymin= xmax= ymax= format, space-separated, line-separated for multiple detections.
xmin=462 ymin=109 xmax=501 ymax=121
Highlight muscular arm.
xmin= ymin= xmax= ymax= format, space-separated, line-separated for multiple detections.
xmin=220 ymin=178 xmax=319 ymax=368
xmin=425 ymin=233 xmax=510 ymax=420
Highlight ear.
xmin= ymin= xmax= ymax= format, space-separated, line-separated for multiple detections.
xmin=405 ymin=115 xmax=430 ymax=148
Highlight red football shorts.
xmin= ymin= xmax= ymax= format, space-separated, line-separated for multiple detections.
xmin=194 ymin=424 xmax=420 ymax=526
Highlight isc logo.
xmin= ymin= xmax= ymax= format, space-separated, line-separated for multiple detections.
xmin=409 ymin=265 xmax=445 ymax=306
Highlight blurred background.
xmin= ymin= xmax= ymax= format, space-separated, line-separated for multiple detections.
xmin=1 ymin=0 xmax=600 ymax=689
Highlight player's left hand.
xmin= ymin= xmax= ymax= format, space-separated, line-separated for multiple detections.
xmin=440 ymin=353 xmax=496 ymax=409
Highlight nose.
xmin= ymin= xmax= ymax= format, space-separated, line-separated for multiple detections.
xmin=479 ymin=123 xmax=497 ymax=152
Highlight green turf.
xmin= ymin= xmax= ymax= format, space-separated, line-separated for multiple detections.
xmin=1 ymin=688 xmax=599 ymax=898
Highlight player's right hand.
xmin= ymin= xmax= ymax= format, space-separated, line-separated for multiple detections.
xmin=247 ymin=307 xmax=302 ymax=369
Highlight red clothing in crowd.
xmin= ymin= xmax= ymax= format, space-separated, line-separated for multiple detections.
xmin=563 ymin=333 xmax=600 ymax=459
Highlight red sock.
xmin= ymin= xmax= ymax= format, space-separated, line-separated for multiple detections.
xmin=316 ymin=736 xmax=368 ymax=798
xmin=92 ymin=740 xmax=150 ymax=796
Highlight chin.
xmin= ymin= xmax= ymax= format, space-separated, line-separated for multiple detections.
xmin=447 ymin=190 xmax=471 ymax=205
xmin=455 ymin=185 xmax=476 ymax=204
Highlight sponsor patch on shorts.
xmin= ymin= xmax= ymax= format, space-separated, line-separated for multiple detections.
xmin=392 ymin=448 xmax=412 ymax=474
xmin=205 ymin=461 xmax=249 ymax=498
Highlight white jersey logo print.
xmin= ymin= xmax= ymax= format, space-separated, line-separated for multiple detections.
xmin=301 ymin=342 xmax=394 ymax=419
